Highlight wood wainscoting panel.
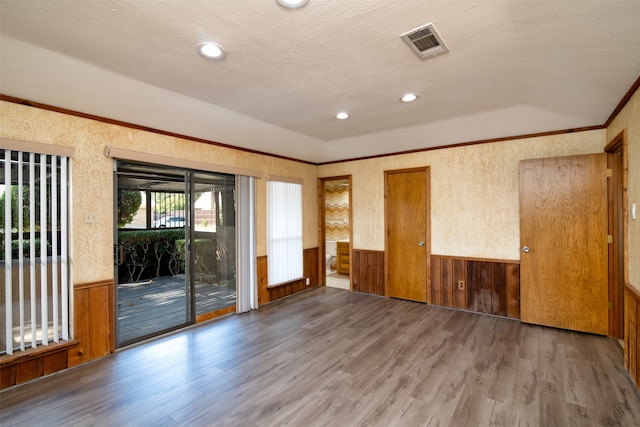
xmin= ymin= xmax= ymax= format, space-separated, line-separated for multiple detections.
xmin=68 ymin=280 xmax=115 ymax=367
xmin=625 ymin=284 xmax=640 ymax=387
xmin=42 ymin=349 xmax=69 ymax=375
xmin=431 ymin=255 xmax=442 ymax=305
xmin=15 ymin=359 xmax=39 ymax=385
xmin=257 ymin=256 xmax=269 ymax=306
xmin=258 ymin=248 xmax=319 ymax=305
xmin=432 ymin=255 xmax=520 ymax=319
xmin=465 ymin=260 xmax=479 ymax=313
xmin=0 ymin=340 xmax=80 ymax=389
xmin=453 ymin=258 xmax=466 ymax=309
xmin=303 ymin=247 xmax=319 ymax=288
xmin=506 ymin=263 xmax=521 ymax=318
xmin=351 ymin=249 xmax=385 ymax=296
xmin=491 ymin=262 xmax=507 ymax=317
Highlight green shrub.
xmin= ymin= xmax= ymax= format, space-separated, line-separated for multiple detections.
xmin=176 ymin=238 xmax=216 ymax=280
xmin=117 ymin=229 xmax=184 ymax=282
xmin=5 ymin=239 xmax=50 ymax=259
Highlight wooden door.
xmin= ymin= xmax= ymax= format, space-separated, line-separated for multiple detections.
xmin=385 ymin=168 xmax=430 ymax=302
xmin=519 ymin=153 xmax=608 ymax=335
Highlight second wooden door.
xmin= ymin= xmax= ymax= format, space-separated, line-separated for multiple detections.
xmin=519 ymin=153 xmax=608 ymax=335
xmin=385 ymin=168 xmax=430 ymax=302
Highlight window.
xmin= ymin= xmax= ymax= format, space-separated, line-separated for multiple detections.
xmin=1 ymin=147 xmax=71 ymax=355
xmin=266 ymin=178 xmax=302 ymax=286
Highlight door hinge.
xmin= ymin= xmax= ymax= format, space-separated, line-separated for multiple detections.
xmin=606 ymin=168 xmax=612 ymax=178
xmin=608 ymin=301 xmax=613 ymax=310
xmin=607 ymin=234 xmax=613 ymax=244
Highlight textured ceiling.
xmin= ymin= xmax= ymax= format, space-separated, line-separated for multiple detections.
xmin=1 ymin=1 xmax=640 ymax=163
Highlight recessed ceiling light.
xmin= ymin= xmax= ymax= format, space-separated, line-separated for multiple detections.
xmin=336 ymin=112 xmax=349 ymax=120
xmin=401 ymin=93 xmax=419 ymax=103
xmin=276 ymin=0 xmax=310 ymax=8
xmin=198 ymin=43 xmax=225 ymax=59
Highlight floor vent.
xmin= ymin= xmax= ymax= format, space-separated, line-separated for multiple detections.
xmin=401 ymin=23 xmax=449 ymax=60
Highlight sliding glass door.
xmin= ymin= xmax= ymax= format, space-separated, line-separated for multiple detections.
xmin=115 ymin=161 xmax=236 ymax=347
xmin=192 ymin=172 xmax=236 ymax=318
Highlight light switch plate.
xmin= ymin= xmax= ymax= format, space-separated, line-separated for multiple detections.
xmin=84 ymin=211 xmax=98 ymax=224
xmin=632 ymin=203 xmax=637 ymax=220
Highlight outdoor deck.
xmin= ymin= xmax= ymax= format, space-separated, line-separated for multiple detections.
xmin=117 ymin=275 xmax=235 ymax=345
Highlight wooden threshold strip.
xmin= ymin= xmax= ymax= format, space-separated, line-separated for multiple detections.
xmin=196 ymin=306 xmax=236 ymax=323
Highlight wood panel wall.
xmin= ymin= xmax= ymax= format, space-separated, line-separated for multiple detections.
xmin=69 ymin=280 xmax=115 ymax=367
xmin=625 ymin=284 xmax=640 ymax=389
xmin=351 ymin=249 xmax=385 ymax=296
xmin=258 ymin=248 xmax=319 ymax=305
xmin=0 ymin=340 xmax=79 ymax=389
xmin=0 ymin=279 xmax=114 ymax=389
xmin=304 ymin=248 xmax=319 ymax=289
xmin=431 ymin=255 xmax=520 ymax=319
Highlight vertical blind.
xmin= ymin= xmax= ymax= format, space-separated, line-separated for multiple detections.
xmin=266 ymin=178 xmax=303 ymax=286
xmin=1 ymin=147 xmax=71 ymax=355
xmin=236 ymin=175 xmax=258 ymax=313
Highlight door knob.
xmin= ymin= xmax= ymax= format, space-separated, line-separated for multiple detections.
xmin=418 ymin=241 xmax=425 ymax=246
xmin=522 ymin=246 xmax=530 ymax=253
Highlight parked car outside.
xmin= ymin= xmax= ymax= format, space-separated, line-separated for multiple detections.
xmin=153 ymin=216 xmax=185 ymax=228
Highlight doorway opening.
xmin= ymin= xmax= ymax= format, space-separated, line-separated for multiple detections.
xmin=115 ymin=161 xmax=236 ymax=347
xmin=319 ymin=177 xmax=351 ymax=290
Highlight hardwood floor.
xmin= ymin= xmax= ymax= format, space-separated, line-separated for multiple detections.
xmin=1 ymin=287 xmax=639 ymax=426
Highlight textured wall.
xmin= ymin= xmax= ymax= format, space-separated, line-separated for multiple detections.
xmin=4 ymin=93 xmax=633 ymax=284
xmin=607 ymin=87 xmax=640 ymax=292
xmin=319 ymin=130 xmax=606 ymax=260
xmin=0 ymin=101 xmax=318 ymax=284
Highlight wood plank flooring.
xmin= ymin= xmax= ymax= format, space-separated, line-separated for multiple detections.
xmin=1 ymin=287 xmax=639 ymax=426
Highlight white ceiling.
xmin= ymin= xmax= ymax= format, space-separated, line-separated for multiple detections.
xmin=1 ymin=1 xmax=639 ymax=163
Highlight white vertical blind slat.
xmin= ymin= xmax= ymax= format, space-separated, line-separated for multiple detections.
xmin=237 ymin=176 xmax=257 ymax=313
xmin=18 ymin=152 xmax=25 ymax=351
xmin=4 ymin=149 xmax=13 ymax=355
xmin=40 ymin=154 xmax=48 ymax=346
xmin=29 ymin=153 xmax=37 ymax=349
xmin=61 ymin=157 xmax=69 ymax=340
xmin=51 ymin=156 xmax=59 ymax=342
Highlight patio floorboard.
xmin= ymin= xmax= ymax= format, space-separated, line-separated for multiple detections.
xmin=117 ymin=275 xmax=235 ymax=345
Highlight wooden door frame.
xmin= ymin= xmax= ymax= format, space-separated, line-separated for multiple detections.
xmin=605 ymin=129 xmax=629 ymax=338
xmin=384 ymin=167 xmax=431 ymax=301
xmin=317 ymin=175 xmax=353 ymax=288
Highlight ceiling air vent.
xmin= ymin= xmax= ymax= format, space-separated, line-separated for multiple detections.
xmin=401 ymin=23 xmax=449 ymax=60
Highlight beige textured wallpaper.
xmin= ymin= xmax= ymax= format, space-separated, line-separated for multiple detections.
xmin=3 ymin=92 xmax=635 ymax=287
xmin=0 ymin=101 xmax=318 ymax=284
xmin=606 ymin=87 xmax=640 ymax=292
xmin=319 ymin=130 xmax=607 ymax=261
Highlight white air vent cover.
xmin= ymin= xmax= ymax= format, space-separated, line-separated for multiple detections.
xmin=401 ymin=23 xmax=449 ymax=60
